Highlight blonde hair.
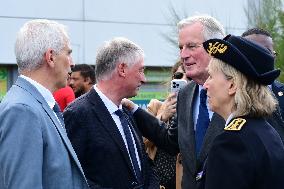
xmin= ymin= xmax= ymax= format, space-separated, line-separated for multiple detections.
xmin=209 ymin=58 xmax=277 ymax=117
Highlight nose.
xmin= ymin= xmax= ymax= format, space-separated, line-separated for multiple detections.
xmin=203 ymin=77 xmax=209 ymax=89
xmin=180 ymin=46 xmax=191 ymax=61
xmin=141 ymin=73 xmax=146 ymax=84
xmin=69 ymin=56 xmax=74 ymax=67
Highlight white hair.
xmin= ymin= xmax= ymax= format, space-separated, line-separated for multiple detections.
xmin=15 ymin=19 xmax=70 ymax=73
xmin=95 ymin=37 xmax=144 ymax=81
xmin=177 ymin=14 xmax=225 ymax=40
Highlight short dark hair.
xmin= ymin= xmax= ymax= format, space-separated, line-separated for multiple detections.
xmin=241 ymin=28 xmax=272 ymax=37
xmin=72 ymin=64 xmax=96 ymax=84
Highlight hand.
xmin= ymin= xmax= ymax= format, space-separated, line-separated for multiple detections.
xmin=157 ymin=93 xmax=177 ymax=122
xmin=121 ymin=98 xmax=136 ymax=111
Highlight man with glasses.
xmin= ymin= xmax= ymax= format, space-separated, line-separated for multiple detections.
xmin=242 ymin=28 xmax=284 ymax=143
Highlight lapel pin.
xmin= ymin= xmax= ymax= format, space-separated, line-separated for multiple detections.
xmin=278 ymin=91 xmax=283 ymax=96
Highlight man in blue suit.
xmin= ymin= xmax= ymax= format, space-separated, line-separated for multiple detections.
xmin=64 ymin=37 xmax=159 ymax=189
xmin=0 ymin=19 xmax=89 ymax=189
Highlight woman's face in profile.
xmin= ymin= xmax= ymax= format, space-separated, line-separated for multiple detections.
xmin=203 ymin=61 xmax=235 ymax=119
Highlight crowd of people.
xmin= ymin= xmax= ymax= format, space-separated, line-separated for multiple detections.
xmin=0 ymin=13 xmax=284 ymax=189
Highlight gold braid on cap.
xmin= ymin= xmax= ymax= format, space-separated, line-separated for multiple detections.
xmin=207 ymin=42 xmax=227 ymax=55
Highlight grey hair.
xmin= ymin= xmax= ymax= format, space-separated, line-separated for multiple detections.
xmin=95 ymin=37 xmax=144 ymax=81
xmin=177 ymin=14 xmax=225 ymax=40
xmin=209 ymin=58 xmax=277 ymax=117
xmin=15 ymin=19 xmax=70 ymax=73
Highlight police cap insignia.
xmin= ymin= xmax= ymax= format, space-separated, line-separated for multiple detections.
xmin=224 ymin=118 xmax=246 ymax=131
xmin=207 ymin=42 xmax=227 ymax=55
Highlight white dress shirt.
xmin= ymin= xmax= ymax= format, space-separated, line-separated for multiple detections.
xmin=94 ymin=85 xmax=141 ymax=169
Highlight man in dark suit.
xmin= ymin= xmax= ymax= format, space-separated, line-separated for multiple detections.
xmin=64 ymin=37 xmax=159 ymax=189
xmin=0 ymin=19 xmax=89 ymax=189
xmin=242 ymin=28 xmax=284 ymax=142
xmin=128 ymin=15 xmax=226 ymax=189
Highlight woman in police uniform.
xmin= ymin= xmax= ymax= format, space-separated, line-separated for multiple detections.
xmin=199 ymin=35 xmax=284 ymax=189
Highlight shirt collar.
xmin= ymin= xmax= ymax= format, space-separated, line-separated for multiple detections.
xmin=20 ymin=75 xmax=55 ymax=109
xmin=94 ymin=84 xmax=122 ymax=114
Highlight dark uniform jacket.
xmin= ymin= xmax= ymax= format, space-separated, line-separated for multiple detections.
xmin=63 ymin=88 xmax=159 ymax=189
xmin=198 ymin=116 xmax=284 ymax=189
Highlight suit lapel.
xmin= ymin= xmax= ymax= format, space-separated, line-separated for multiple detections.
xmin=15 ymin=77 xmax=86 ymax=178
xmin=178 ymin=82 xmax=198 ymax=175
xmin=87 ymin=89 xmax=135 ymax=174
xmin=123 ymin=108 xmax=144 ymax=176
xmin=198 ymin=113 xmax=225 ymax=166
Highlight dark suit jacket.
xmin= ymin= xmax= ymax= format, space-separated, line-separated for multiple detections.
xmin=134 ymin=81 xmax=225 ymax=189
xmin=200 ymin=117 xmax=284 ymax=189
xmin=63 ymin=88 xmax=159 ymax=189
xmin=267 ymin=80 xmax=284 ymax=143
xmin=272 ymin=80 xmax=284 ymax=119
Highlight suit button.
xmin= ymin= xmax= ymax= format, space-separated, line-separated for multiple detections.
xmin=131 ymin=181 xmax=138 ymax=186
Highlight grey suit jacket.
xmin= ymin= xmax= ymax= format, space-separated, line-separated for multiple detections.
xmin=0 ymin=77 xmax=89 ymax=189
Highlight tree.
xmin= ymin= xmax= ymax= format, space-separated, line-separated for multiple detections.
xmin=245 ymin=0 xmax=284 ymax=81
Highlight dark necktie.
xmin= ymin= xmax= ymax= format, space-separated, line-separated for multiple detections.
xmin=195 ymin=89 xmax=210 ymax=155
xmin=53 ymin=103 xmax=65 ymax=128
xmin=115 ymin=109 xmax=142 ymax=183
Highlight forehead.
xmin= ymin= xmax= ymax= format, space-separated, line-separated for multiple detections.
xmin=178 ymin=22 xmax=205 ymax=44
xmin=71 ymin=71 xmax=83 ymax=78
xmin=245 ymin=34 xmax=273 ymax=48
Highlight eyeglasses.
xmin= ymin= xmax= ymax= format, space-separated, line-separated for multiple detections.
xmin=172 ymin=72 xmax=184 ymax=79
xmin=179 ymin=43 xmax=203 ymax=51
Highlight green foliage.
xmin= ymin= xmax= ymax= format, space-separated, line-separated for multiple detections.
xmin=245 ymin=0 xmax=284 ymax=81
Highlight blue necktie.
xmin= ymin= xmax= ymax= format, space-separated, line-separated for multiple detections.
xmin=115 ymin=109 xmax=142 ymax=183
xmin=195 ymin=89 xmax=210 ymax=155
xmin=53 ymin=103 xmax=65 ymax=128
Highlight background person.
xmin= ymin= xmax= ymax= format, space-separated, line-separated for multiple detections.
xmin=53 ymin=75 xmax=75 ymax=111
xmin=241 ymin=28 xmax=284 ymax=142
xmin=0 ymin=19 xmax=88 ymax=189
xmin=200 ymin=35 xmax=284 ymax=189
xmin=69 ymin=63 xmax=96 ymax=98
xmin=64 ymin=37 xmax=159 ymax=189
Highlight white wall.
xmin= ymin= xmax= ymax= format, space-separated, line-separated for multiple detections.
xmin=0 ymin=0 xmax=248 ymax=66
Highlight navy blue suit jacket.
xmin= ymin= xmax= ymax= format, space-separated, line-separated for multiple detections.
xmin=200 ymin=116 xmax=284 ymax=189
xmin=63 ymin=88 xmax=159 ymax=189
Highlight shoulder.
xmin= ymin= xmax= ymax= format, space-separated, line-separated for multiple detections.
xmin=65 ymin=91 xmax=92 ymax=113
xmin=224 ymin=118 xmax=247 ymax=131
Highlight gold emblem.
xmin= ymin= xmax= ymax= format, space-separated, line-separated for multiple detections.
xmin=278 ymin=91 xmax=283 ymax=96
xmin=224 ymin=118 xmax=246 ymax=131
xmin=207 ymin=42 xmax=228 ymax=55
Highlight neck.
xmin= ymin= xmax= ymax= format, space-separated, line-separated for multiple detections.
xmin=22 ymin=69 xmax=56 ymax=93
xmin=96 ymin=81 xmax=123 ymax=106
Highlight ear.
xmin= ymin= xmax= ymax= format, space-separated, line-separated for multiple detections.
xmin=117 ymin=63 xmax=127 ymax=77
xmin=84 ymin=77 xmax=92 ymax=84
xmin=228 ymin=80 xmax=237 ymax=96
xmin=45 ymin=48 xmax=55 ymax=68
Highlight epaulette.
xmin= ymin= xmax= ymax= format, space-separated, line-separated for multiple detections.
xmin=224 ymin=118 xmax=246 ymax=131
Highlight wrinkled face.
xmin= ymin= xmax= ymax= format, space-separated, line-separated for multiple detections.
xmin=203 ymin=62 xmax=234 ymax=118
xmin=124 ymin=59 xmax=146 ymax=98
xmin=69 ymin=71 xmax=88 ymax=97
xmin=178 ymin=22 xmax=211 ymax=85
xmin=53 ymin=43 xmax=73 ymax=90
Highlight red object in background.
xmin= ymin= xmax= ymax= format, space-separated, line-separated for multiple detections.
xmin=53 ymin=86 xmax=75 ymax=111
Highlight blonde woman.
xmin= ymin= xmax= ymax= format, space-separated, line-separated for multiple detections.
xmin=198 ymin=35 xmax=284 ymax=189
